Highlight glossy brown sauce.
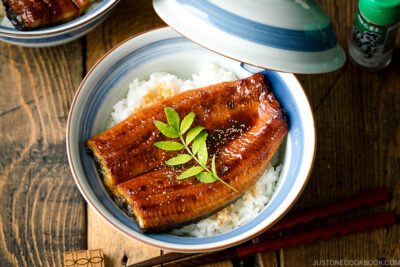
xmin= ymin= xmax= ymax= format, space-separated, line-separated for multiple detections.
xmin=207 ymin=112 xmax=255 ymax=154
xmin=87 ymin=74 xmax=288 ymax=232
xmin=3 ymin=0 xmax=90 ymax=30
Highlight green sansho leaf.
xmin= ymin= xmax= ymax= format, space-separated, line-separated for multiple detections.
xmin=177 ymin=166 xmax=204 ymax=180
xmin=198 ymin=140 xmax=208 ymax=166
xmin=153 ymin=107 xmax=237 ymax=191
xmin=165 ymin=154 xmax=193 ymax=166
xmin=154 ymin=120 xmax=179 ymax=138
xmin=211 ymin=154 xmax=217 ymax=175
xmin=165 ymin=107 xmax=180 ymax=131
xmin=180 ymin=112 xmax=195 ymax=134
xmin=192 ymin=132 xmax=208 ymax=155
xmin=185 ymin=126 xmax=205 ymax=145
xmin=154 ymin=141 xmax=184 ymax=151
xmin=196 ymin=172 xmax=217 ymax=183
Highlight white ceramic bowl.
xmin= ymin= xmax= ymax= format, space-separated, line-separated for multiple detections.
xmin=0 ymin=0 xmax=119 ymax=47
xmin=67 ymin=27 xmax=316 ymax=252
xmin=154 ymin=0 xmax=346 ymax=74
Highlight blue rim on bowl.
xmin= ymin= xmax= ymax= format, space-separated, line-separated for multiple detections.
xmin=0 ymin=0 xmax=120 ymax=46
xmin=153 ymin=0 xmax=346 ymax=74
xmin=66 ymin=27 xmax=316 ymax=252
xmin=0 ymin=0 xmax=119 ymax=36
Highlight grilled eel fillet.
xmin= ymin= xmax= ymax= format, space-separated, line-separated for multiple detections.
xmin=87 ymin=73 xmax=288 ymax=232
xmin=2 ymin=0 xmax=89 ymax=30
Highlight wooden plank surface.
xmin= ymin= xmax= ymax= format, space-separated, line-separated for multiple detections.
xmin=273 ymin=1 xmax=400 ymax=266
xmin=87 ymin=207 xmax=160 ymax=267
xmin=0 ymin=0 xmax=399 ymax=267
xmin=0 ymin=42 xmax=86 ymax=266
xmin=84 ymin=2 xmax=276 ymax=266
xmin=85 ymin=1 xmax=165 ymax=266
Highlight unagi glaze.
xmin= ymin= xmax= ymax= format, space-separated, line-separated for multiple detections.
xmin=87 ymin=74 xmax=288 ymax=232
xmin=2 ymin=0 xmax=91 ymax=30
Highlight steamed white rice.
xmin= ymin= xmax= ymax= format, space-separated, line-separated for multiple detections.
xmin=0 ymin=3 xmax=13 ymax=28
xmin=109 ymin=62 xmax=237 ymax=127
xmin=109 ymin=62 xmax=283 ymax=237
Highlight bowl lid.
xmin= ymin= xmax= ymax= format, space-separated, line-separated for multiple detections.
xmin=153 ymin=0 xmax=346 ymax=74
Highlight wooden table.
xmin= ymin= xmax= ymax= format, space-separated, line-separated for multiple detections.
xmin=1 ymin=1 xmax=399 ymax=266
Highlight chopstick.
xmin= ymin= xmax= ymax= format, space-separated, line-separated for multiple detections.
xmin=236 ymin=211 xmax=395 ymax=258
xmin=263 ymin=187 xmax=389 ymax=234
xmin=128 ymin=188 xmax=392 ymax=267
xmin=159 ymin=211 xmax=395 ymax=267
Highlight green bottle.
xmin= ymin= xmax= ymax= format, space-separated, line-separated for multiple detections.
xmin=349 ymin=0 xmax=400 ymax=71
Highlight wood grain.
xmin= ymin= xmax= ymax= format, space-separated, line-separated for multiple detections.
xmin=270 ymin=1 xmax=400 ymax=266
xmin=87 ymin=207 xmax=160 ymax=267
xmin=0 ymin=42 xmax=86 ymax=266
xmin=85 ymin=0 xmax=165 ymax=69
xmin=0 ymin=0 xmax=399 ymax=266
xmin=83 ymin=2 xmax=278 ymax=266
xmin=85 ymin=1 xmax=165 ymax=266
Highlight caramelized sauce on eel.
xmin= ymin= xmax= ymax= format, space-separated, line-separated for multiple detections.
xmin=87 ymin=73 xmax=288 ymax=232
xmin=2 ymin=0 xmax=90 ymax=30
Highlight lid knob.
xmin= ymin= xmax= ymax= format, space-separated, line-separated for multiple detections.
xmin=359 ymin=0 xmax=400 ymax=25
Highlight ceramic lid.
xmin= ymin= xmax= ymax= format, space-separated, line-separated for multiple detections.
xmin=153 ymin=0 xmax=346 ymax=74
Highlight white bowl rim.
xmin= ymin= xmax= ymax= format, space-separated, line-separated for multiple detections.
xmin=0 ymin=0 xmax=120 ymax=37
xmin=66 ymin=26 xmax=316 ymax=252
xmin=152 ymin=0 xmax=346 ymax=74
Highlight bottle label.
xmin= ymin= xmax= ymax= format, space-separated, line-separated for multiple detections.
xmin=349 ymin=9 xmax=399 ymax=68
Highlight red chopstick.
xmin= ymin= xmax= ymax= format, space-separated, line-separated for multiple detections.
xmin=263 ymin=188 xmax=389 ymax=234
xmin=237 ymin=211 xmax=395 ymax=257
xmin=159 ymin=212 xmax=395 ymax=267
xmin=128 ymin=188 xmax=392 ymax=267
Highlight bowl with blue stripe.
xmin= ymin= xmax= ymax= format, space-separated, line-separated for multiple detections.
xmin=0 ymin=0 xmax=119 ymax=47
xmin=153 ymin=0 xmax=346 ymax=74
xmin=67 ymin=27 xmax=315 ymax=252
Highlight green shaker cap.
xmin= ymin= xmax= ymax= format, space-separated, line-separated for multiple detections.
xmin=359 ymin=0 xmax=400 ymax=25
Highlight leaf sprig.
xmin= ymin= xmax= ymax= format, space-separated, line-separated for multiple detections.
xmin=153 ymin=107 xmax=237 ymax=192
